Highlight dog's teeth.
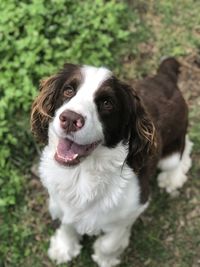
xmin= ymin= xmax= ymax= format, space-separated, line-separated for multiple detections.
xmin=73 ymin=154 xmax=78 ymax=159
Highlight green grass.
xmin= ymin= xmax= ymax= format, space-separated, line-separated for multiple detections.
xmin=123 ymin=0 xmax=200 ymax=79
xmin=1 ymin=1 xmax=200 ymax=266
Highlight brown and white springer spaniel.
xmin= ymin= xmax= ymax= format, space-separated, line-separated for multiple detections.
xmin=31 ymin=58 xmax=192 ymax=267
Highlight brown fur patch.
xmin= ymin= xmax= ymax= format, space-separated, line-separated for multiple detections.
xmin=30 ymin=64 xmax=82 ymax=143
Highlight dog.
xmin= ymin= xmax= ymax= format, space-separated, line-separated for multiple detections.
xmin=31 ymin=58 xmax=192 ymax=267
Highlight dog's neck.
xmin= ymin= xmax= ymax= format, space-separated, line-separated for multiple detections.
xmin=45 ymin=135 xmax=135 ymax=210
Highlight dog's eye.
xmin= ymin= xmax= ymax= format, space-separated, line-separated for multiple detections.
xmin=101 ymin=100 xmax=113 ymax=111
xmin=63 ymin=85 xmax=75 ymax=98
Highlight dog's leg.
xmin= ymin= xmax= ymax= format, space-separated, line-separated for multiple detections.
xmin=92 ymin=226 xmax=131 ymax=267
xmin=48 ymin=224 xmax=82 ymax=264
xmin=158 ymin=136 xmax=193 ymax=196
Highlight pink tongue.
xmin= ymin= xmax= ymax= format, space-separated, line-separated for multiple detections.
xmin=57 ymin=139 xmax=77 ymax=160
xmin=55 ymin=138 xmax=100 ymax=164
xmin=56 ymin=138 xmax=93 ymax=162
xmin=57 ymin=138 xmax=72 ymax=154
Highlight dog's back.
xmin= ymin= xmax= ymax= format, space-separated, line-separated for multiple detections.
xmin=133 ymin=58 xmax=192 ymax=195
xmin=134 ymin=58 xmax=188 ymax=158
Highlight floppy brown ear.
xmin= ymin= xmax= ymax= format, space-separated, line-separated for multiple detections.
xmin=30 ymin=75 xmax=58 ymax=144
xmin=124 ymin=85 xmax=157 ymax=172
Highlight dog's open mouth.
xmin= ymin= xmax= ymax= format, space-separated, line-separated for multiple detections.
xmin=54 ymin=138 xmax=100 ymax=166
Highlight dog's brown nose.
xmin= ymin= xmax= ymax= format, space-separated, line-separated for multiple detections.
xmin=59 ymin=110 xmax=85 ymax=132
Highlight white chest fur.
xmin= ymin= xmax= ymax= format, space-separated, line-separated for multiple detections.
xmin=39 ymin=142 xmax=148 ymax=235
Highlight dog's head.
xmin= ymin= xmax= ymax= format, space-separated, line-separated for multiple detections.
xmin=31 ymin=64 xmax=155 ymax=169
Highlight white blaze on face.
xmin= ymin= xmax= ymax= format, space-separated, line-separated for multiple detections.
xmin=52 ymin=65 xmax=112 ymax=145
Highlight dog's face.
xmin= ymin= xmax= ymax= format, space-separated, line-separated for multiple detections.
xmin=31 ymin=64 xmax=155 ymax=168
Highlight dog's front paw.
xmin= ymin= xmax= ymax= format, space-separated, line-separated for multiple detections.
xmin=48 ymin=229 xmax=81 ymax=264
xmin=92 ymin=237 xmax=121 ymax=267
xmin=92 ymin=253 xmax=120 ymax=267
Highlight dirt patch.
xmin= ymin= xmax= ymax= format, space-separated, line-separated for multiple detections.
xmin=179 ymin=54 xmax=200 ymax=108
